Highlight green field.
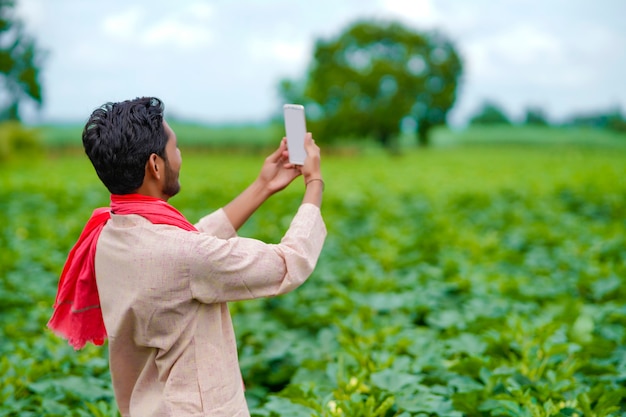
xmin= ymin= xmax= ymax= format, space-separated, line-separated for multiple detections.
xmin=34 ymin=121 xmax=626 ymax=151
xmin=37 ymin=121 xmax=284 ymax=150
xmin=1 ymin=126 xmax=626 ymax=416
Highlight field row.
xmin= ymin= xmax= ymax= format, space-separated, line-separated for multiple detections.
xmin=1 ymin=146 xmax=625 ymax=416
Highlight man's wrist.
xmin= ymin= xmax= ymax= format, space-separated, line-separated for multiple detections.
xmin=303 ymin=172 xmax=323 ymax=182
xmin=305 ymin=178 xmax=325 ymax=191
xmin=251 ymin=178 xmax=274 ymax=199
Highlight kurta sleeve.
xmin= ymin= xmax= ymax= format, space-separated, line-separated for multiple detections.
xmin=194 ymin=208 xmax=237 ymax=239
xmin=188 ymin=203 xmax=326 ymax=304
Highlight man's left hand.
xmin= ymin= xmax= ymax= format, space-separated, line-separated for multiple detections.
xmin=257 ymin=138 xmax=301 ymax=194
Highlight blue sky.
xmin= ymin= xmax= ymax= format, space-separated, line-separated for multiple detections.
xmin=16 ymin=0 xmax=626 ymax=126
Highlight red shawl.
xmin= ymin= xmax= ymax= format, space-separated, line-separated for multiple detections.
xmin=47 ymin=193 xmax=198 ymax=349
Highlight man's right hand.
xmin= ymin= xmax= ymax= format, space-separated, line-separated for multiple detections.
xmin=301 ymin=133 xmax=323 ymax=208
xmin=302 ymin=133 xmax=322 ymax=183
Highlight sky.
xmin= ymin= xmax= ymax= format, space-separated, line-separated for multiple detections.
xmin=14 ymin=0 xmax=626 ymax=126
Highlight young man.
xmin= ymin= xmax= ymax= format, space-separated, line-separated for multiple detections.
xmin=48 ymin=97 xmax=326 ymax=416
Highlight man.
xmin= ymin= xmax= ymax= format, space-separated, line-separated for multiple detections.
xmin=47 ymin=97 xmax=326 ymax=416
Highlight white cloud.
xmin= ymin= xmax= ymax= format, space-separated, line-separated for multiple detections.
xmin=464 ymin=24 xmax=579 ymax=87
xmin=491 ymin=25 xmax=563 ymax=66
xmin=14 ymin=0 xmax=46 ymax=29
xmin=248 ymin=38 xmax=309 ymax=68
xmin=102 ymin=7 xmax=144 ymax=40
xmin=379 ymin=0 xmax=442 ymax=27
xmin=140 ymin=19 xmax=213 ymax=49
xmin=101 ymin=3 xmax=214 ymax=49
xmin=186 ymin=2 xmax=213 ymax=20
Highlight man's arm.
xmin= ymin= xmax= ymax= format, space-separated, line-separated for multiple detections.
xmin=223 ymin=134 xmax=322 ymax=230
xmin=222 ymin=138 xmax=297 ymax=230
xmin=222 ymin=179 xmax=274 ymax=231
xmin=189 ymin=133 xmax=325 ymax=303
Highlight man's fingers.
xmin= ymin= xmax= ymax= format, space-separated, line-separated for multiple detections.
xmin=283 ymin=162 xmax=301 ymax=170
xmin=268 ymin=138 xmax=288 ymax=162
xmin=304 ymin=133 xmax=319 ymax=154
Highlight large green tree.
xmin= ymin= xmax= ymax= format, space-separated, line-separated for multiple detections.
xmin=0 ymin=0 xmax=44 ymax=121
xmin=280 ymin=19 xmax=463 ymax=147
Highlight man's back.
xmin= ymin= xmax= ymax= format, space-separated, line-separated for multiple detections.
xmin=95 ymin=211 xmax=248 ymax=416
xmin=95 ymin=205 xmax=325 ymax=416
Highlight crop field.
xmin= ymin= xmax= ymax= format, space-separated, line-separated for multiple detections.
xmin=1 ymin=127 xmax=626 ymax=416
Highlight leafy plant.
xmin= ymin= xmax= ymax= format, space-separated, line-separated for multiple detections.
xmin=1 ymin=142 xmax=625 ymax=416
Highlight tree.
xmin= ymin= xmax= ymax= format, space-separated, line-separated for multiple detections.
xmin=606 ymin=112 xmax=626 ymax=134
xmin=279 ymin=19 xmax=463 ymax=148
xmin=524 ymin=106 xmax=549 ymax=126
xmin=565 ymin=107 xmax=626 ymax=134
xmin=0 ymin=0 xmax=44 ymax=121
xmin=469 ymin=101 xmax=512 ymax=126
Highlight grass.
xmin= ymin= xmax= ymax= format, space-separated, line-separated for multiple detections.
xmin=36 ymin=121 xmax=283 ymax=150
xmin=4 ymin=136 xmax=625 ymax=204
xmin=5 ymin=132 xmax=625 ymax=256
xmin=2 ymin=126 xmax=626 ymax=415
xmin=35 ymin=122 xmax=626 ymax=151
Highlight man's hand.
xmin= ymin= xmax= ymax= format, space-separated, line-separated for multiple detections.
xmin=301 ymin=133 xmax=322 ymax=183
xmin=223 ymin=135 xmax=322 ymax=230
xmin=301 ymin=133 xmax=323 ymax=208
xmin=257 ymin=138 xmax=301 ymax=195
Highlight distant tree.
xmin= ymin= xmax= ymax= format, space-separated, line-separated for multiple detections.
xmin=607 ymin=113 xmax=626 ymax=134
xmin=524 ymin=106 xmax=549 ymax=126
xmin=565 ymin=107 xmax=626 ymax=134
xmin=469 ymin=101 xmax=511 ymax=126
xmin=279 ymin=19 xmax=463 ymax=148
xmin=0 ymin=0 xmax=44 ymax=121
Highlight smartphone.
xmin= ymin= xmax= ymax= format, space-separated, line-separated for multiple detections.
xmin=283 ymin=104 xmax=307 ymax=165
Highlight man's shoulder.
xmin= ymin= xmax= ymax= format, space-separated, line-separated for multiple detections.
xmin=101 ymin=213 xmax=202 ymax=250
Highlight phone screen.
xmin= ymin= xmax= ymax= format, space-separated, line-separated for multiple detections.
xmin=283 ymin=104 xmax=307 ymax=165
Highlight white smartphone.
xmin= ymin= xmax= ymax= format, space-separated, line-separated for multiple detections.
xmin=283 ymin=104 xmax=307 ymax=165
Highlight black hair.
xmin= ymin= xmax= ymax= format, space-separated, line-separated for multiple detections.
xmin=82 ymin=97 xmax=168 ymax=194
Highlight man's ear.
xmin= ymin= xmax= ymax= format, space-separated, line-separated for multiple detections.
xmin=146 ymin=153 xmax=161 ymax=180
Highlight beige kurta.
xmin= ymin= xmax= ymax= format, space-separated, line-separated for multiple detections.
xmin=94 ymin=203 xmax=326 ymax=417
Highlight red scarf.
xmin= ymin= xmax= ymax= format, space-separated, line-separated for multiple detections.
xmin=47 ymin=193 xmax=198 ymax=349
